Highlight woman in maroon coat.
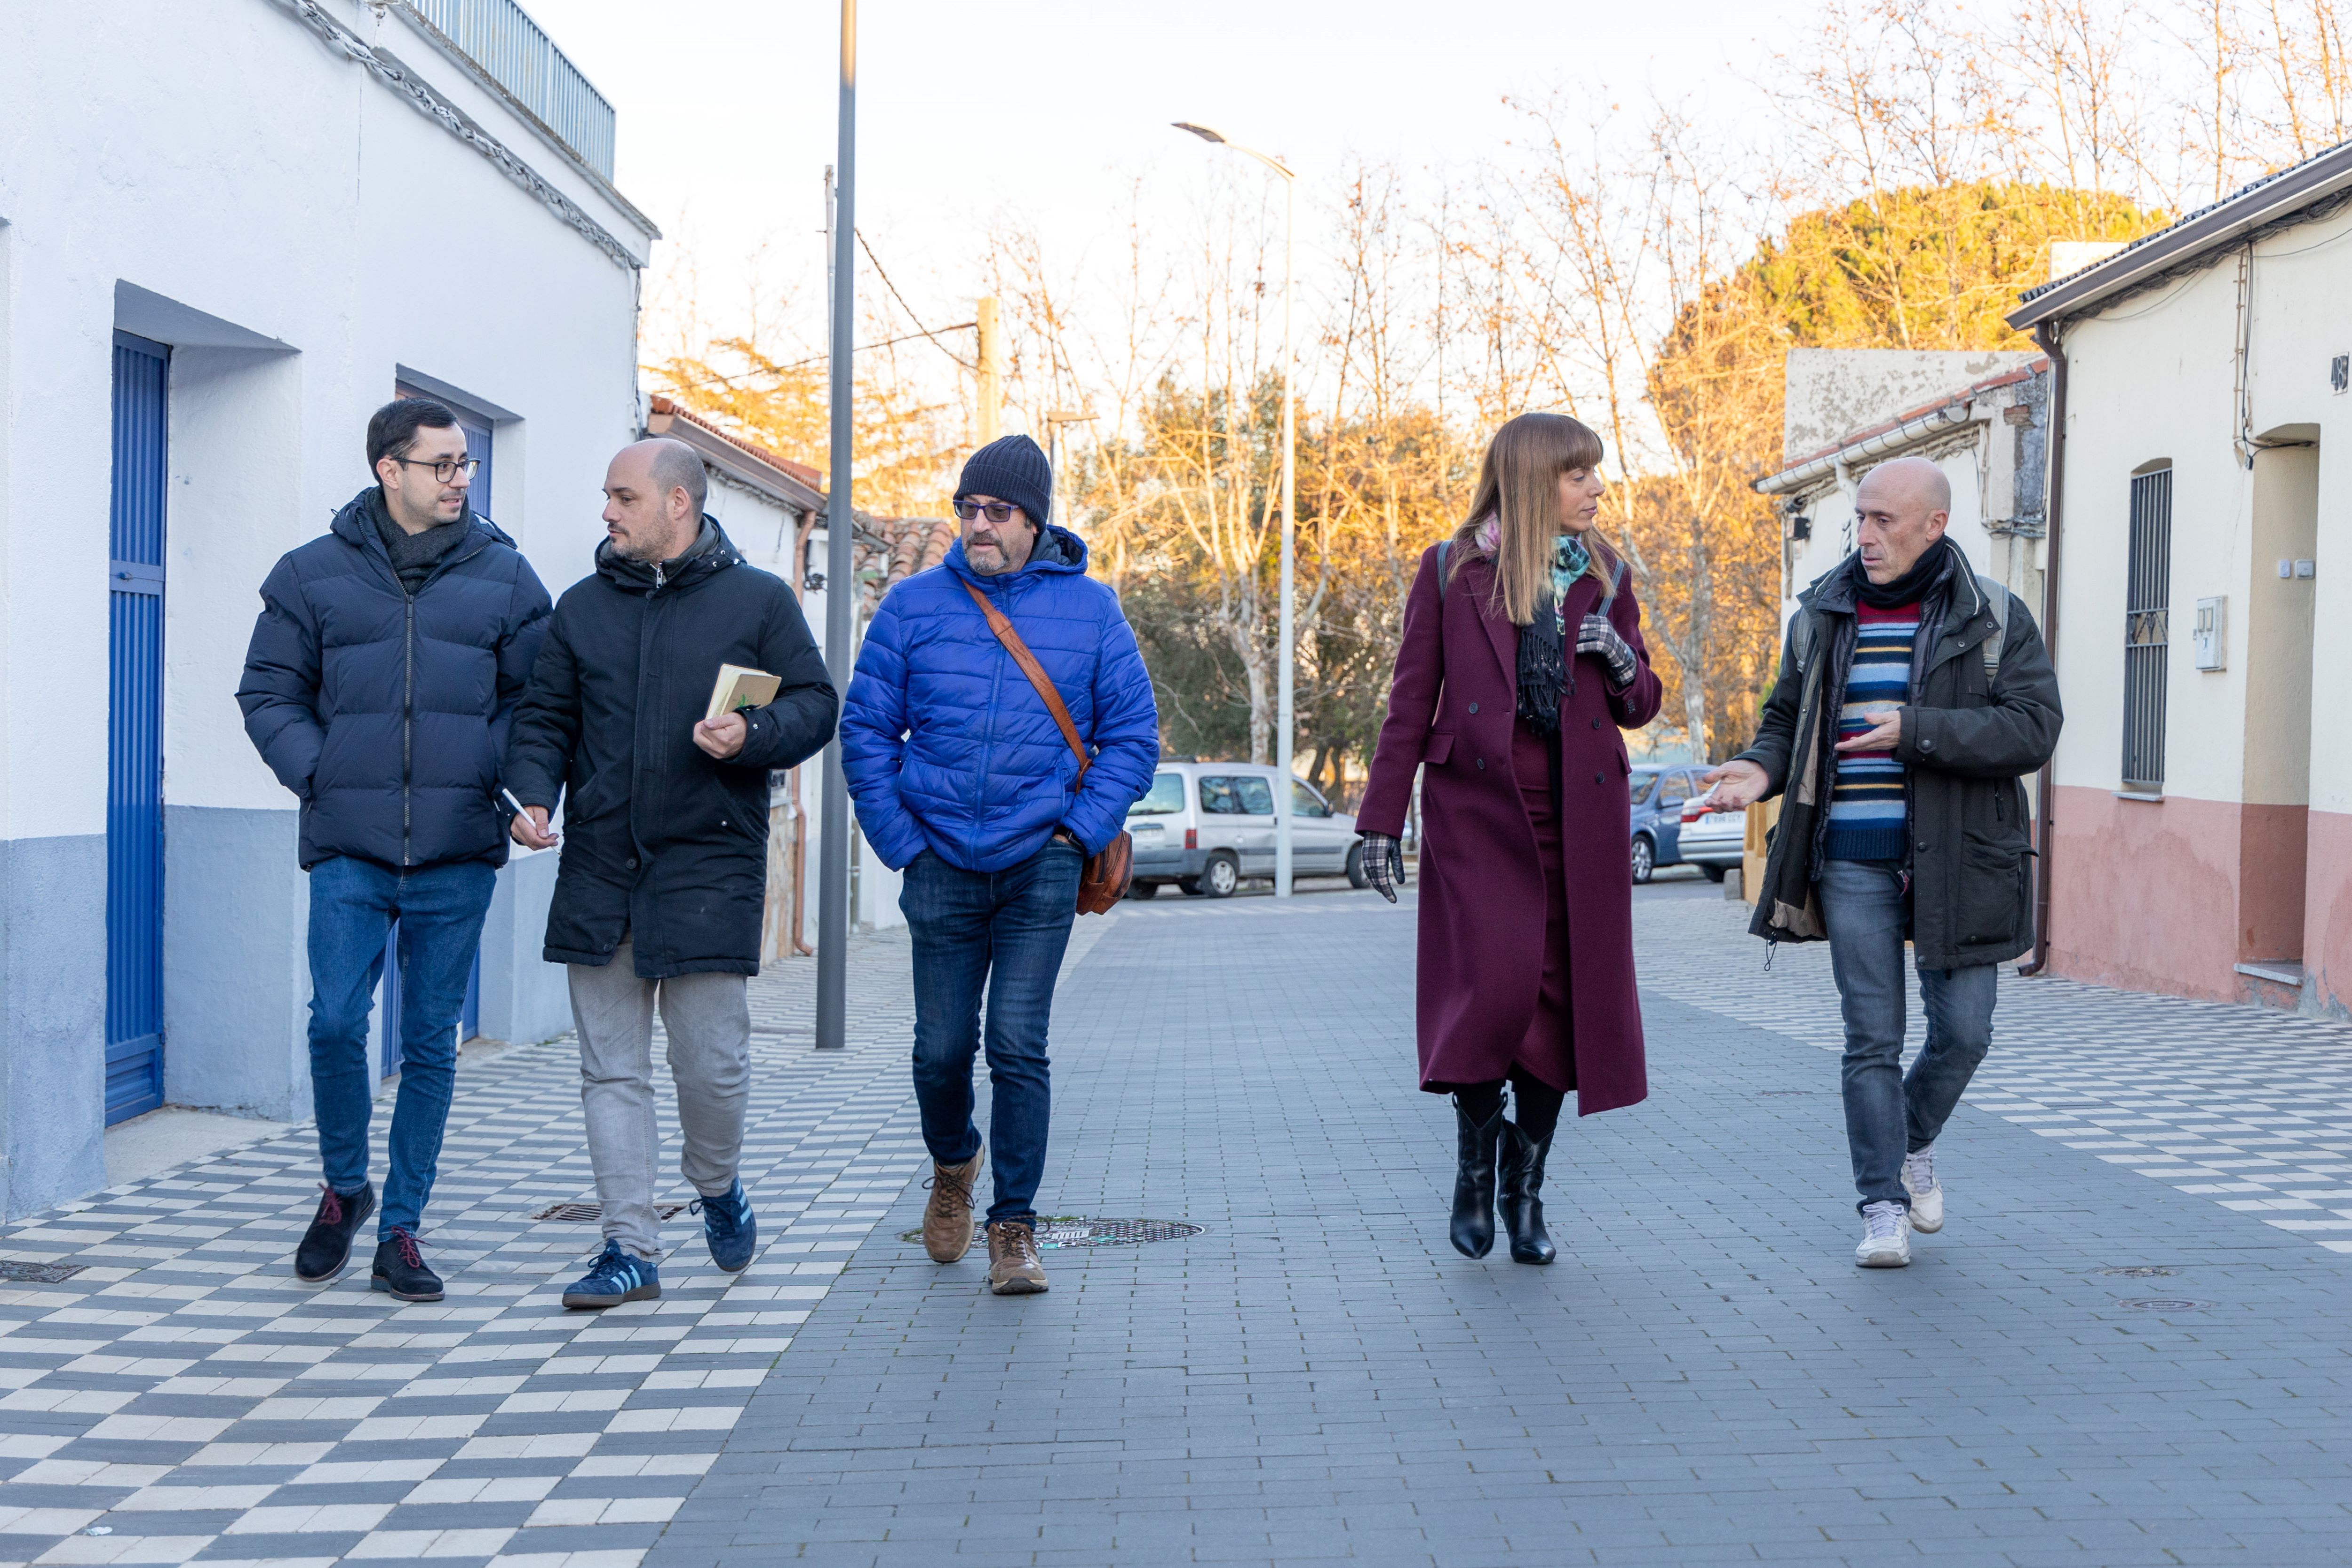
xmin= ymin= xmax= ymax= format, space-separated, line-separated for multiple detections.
xmin=1356 ymin=413 xmax=1662 ymax=1264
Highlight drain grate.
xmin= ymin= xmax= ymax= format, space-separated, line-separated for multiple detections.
xmin=532 ymin=1202 xmax=689 ymax=1223
xmin=2098 ymin=1266 xmax=2178 ymax=1278
xmin=0 ymin=1259 xmax=83 ymax=1283
xmin=899 ymin=1216 xmax=1202 ymax=1250
xmin=2114 ymin=1297 xmax=2212 ymax=1311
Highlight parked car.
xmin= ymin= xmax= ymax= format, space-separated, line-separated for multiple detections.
xmin=1125 ymin=761 xmax=1362 ymax=898
xmin=1675 ymin=792 xmax=1745 ymax=880
xmin=1627 ymin=763 xmax=1738 ymax=883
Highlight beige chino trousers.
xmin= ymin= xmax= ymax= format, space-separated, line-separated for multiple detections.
xmin=566 ymin=939 xmax=751 ymax=1259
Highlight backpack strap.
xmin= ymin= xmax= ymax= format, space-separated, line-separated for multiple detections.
xmin=1789 ymin=606 xmax=1818 ymax=677
xmin=1436 ymin=539 xmax=1451 ymax=604
xmin=1975 ymin=573 xmax=2009 ymax=682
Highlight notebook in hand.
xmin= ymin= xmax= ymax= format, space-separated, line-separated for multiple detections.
xmin=706 ymin=664 xmax=781 ymax=722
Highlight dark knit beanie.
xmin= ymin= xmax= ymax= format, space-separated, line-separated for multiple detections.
xmin=954 ymin=434 xmax=1052 ymax=531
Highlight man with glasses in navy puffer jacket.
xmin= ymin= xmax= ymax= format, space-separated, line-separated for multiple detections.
xmin=840 ymin=435 xmax=1158 ymax=1296
xmin=239 ymin=398 xmax=550 ymax=1303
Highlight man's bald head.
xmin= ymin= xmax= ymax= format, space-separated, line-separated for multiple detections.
xmin=1860 ymin=455 xmax=1951 ymax=515
xmin=1851 ymin=456 xmax=1952 ymax=585
xmin=602 ymin=438 xmax=708 ymax=563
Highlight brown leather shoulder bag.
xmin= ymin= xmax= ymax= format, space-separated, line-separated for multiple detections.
xmin=961 ymin=581 xmax=1134 ymax=914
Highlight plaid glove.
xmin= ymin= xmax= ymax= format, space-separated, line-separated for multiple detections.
xmin=1359 ymin=832 xmax=1406 ymax=903
xmin=1577 ymin=613 xmax=1637 ymax=690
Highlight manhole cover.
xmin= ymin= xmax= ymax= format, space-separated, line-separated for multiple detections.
xmin=2114 ymin=1297 xmax=2212 ymax=1311
xmin=532 ymin=1202 xmax=688 ymax=1223
xmin=0 ymin=1260 xmax=83 ymax=1283
xmin=2098 ymin=1266 xmax=2178 ymax=1278
xmin=898 ymin=1217 xmax=1202 ymax=1250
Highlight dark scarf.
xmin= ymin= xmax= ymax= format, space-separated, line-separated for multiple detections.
xmin=369 ymin=487 xmax=469 ymax=595
xmin=1854 ymin=537 xmax=1958 ymax=609
xmin=1512 ymin=534 xmax=1590 ymax=733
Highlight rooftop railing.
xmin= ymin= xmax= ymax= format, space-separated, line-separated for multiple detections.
xmin=403 ymin=0 xmax=617 ymax=182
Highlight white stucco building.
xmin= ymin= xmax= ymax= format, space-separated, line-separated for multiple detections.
xmin=2009 ymin=144 xmax=2352 ymax=1017
xmin=1760 ymin=349 xmax=2053 ymax=614
xmin=0 ymin=0 xmax=654 ymax=1214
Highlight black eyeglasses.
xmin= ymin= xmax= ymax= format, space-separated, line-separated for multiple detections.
xmin=953 ymin=500 xmax=1020 ymax=524
xmin=394 ymin=457 xmax=480 ymax=484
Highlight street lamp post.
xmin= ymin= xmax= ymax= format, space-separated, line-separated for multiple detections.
xmin=815 ymin=0 xmax=857 ymax=1049
xmin=1042 ymin=409 xmax=1097 ymax=533
xmin=1174 ymin=122 xmax=1295 ymax=897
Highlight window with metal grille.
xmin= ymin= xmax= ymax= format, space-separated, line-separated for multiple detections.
xmin=2122 ymin=467 xmax=2173 ymax=790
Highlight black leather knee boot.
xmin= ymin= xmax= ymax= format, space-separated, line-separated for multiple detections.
xmin=1450 ymin=1098 xmax=1508 ymax=1258
xmin=1497 ymin=1121 xmax=1556 ymax=1265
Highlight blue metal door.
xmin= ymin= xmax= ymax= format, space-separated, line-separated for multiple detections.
xmin=107 ymin=333 xmax=169 ymax=1125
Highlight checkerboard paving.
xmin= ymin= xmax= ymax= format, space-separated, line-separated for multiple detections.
xmin=1636 ymin=896 xmax=2352 ymax=1256
xmin=0 ymin=916 xmax=1115 ymax=1568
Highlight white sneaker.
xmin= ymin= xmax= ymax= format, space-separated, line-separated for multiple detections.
xmin=1902 ymin=1145 xmax=1944 ymax=1234
xmin=1855 ymin=1200 xmax=1911 ymax=1267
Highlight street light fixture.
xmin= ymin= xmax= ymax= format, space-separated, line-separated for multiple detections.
xmin=1174 ymin=120 xmax=1297 ymax=898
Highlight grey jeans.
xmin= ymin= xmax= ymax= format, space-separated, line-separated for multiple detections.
xmin=567 ymin=940 xmax=751 ymax=1259
xmin=1816 ymin=859 xmax=1997 ymax=1213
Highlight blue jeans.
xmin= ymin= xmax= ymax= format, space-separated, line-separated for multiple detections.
xmin=307 ymin=856 xmax=496 ymax=1238
xmin=1817 ymin=859 xmax=1996 ymax=1213
xmin=900 ymin=841 xmax=1082 ymax=1224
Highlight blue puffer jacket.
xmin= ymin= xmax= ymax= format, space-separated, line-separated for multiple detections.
xmin=238 ymin=488 xmax=552 ymax=870
xmin=842 ymin=525 xmax=1159 ymax=873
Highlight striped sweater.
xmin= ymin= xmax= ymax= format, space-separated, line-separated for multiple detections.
xmin=1825 ymin=600 xmax=1918 ymax=861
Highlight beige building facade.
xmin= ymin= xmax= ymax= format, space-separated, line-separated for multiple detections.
xmin=2011 ymin=144 xmax=2352 ymax=1015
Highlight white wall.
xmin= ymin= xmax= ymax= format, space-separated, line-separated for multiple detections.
xmin=0 ymin=0 xmax=651 ymax=1175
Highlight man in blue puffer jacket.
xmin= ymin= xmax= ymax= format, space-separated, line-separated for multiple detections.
xmin=841 ymin=434 xmax=1158 ymax=1296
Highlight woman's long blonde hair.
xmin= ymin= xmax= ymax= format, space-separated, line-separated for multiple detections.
xmin=1443 ymin=412 xmax=1621 ymax=625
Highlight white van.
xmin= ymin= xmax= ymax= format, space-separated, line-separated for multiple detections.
xmin=1125 ymin=760 xmax=1366 ymax=898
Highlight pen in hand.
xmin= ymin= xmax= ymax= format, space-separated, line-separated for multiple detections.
xmin=501 ymin=788 xmax=560 ymax=847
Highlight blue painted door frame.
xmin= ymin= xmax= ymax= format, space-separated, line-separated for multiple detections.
xmin=106 ymin=333 xmax=169 ymax=1125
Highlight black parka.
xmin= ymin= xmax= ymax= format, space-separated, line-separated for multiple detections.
xmin=238 ymin=490 xmax=551 ymax=871
xmin=1735 ymin=545 xmax=2063 ymax=970
xmin=503 ymin=521 xmax=837 ymax=978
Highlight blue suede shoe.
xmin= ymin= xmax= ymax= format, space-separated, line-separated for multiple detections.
xmin=694 ymin=1180 xmax=757 ymax=1273
xmin=561 ymin=1241 xmax=660 ymax=1309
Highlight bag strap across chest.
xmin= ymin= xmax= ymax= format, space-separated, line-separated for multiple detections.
xmin=961 ymin=580 xmax=1090 ymax=778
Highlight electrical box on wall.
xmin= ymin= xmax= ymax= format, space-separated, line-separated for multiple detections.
xmin=2193 ymin=596 xmax=2227 ymax=670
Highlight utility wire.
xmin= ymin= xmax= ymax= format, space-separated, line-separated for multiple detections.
xmin=652 ymin=319 xmax=979 ymax=393
xmin=856 ymin=228 xmax=977 ymax=370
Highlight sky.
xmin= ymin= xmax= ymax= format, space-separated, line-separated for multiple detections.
xmin=537 ymin=0 xmax=1813 ymax=356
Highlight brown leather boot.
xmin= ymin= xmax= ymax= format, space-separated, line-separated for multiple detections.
xmin=985 ymin=1219 xmax=1049 ymax=1295
xmin=922 ymin=1147 xmax=983 ymax=1263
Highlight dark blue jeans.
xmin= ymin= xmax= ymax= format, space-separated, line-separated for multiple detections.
xmin=1818 ymin=859 xmax=1997 ymax=1213
xmin=901 ymin=841 xmax=1082 ymax=1225
xmin=307 ymin=855 xmax=496 ymax=1238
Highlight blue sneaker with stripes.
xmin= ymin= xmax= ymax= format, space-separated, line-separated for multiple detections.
xmin=561 ymin=1241 xmax=660 ymax=1309
xmin=693 ymin=1180 xmax=757 ymax=1273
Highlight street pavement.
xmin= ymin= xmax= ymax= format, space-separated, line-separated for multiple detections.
xmin=1 ymin=879 xmax=2349 ymax=1566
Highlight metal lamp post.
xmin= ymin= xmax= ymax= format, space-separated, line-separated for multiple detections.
xmin=815 ymin=0 xmax=857 ymax=1048
xmin=1043 ymin=409 xmax=1097 ymax=533
xmin=1174 ymin=121 xmax=1295 ymax=897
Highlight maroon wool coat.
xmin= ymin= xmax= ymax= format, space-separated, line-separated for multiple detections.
xmin=1357 ymin=545 xmax=1664 ymax=1114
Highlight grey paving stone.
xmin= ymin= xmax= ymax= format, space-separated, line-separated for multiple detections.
xmin=642 ymin=886 xmax=2352 ymax=1566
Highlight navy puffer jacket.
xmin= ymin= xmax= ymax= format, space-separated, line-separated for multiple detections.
xmin=238 ymin=489 xmax=552 ymax=870
xmin=841 ymin=525 xmax=1160 ymax=873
